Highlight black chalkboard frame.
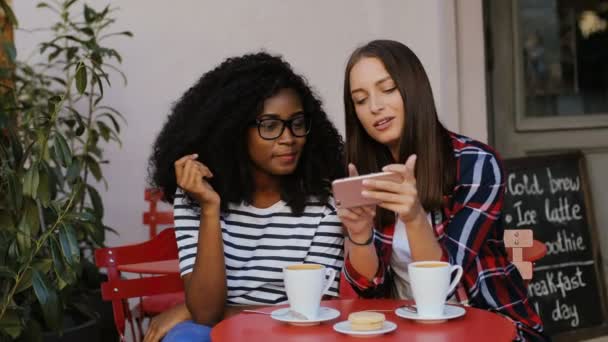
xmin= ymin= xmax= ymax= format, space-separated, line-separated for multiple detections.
xmin=504 ymin=152 xmax=608 ymax=341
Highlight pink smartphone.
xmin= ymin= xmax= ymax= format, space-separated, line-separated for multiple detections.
xmin=332 ymin=172 xmax=402 ymax=209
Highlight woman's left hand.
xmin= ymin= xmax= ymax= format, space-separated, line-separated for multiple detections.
xmin=361 ymin=154 xmax=424 ymax=223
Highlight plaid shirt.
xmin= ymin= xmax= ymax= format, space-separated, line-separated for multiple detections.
xmin=343 ymin=133 xmax=547 ymax=341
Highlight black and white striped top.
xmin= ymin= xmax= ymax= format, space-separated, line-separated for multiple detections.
xmin=174 ymin=191 xmax=344 ymax=305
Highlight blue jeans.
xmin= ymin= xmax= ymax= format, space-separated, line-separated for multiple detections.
xmin=162 ymin=321 xmax=211 ymax=342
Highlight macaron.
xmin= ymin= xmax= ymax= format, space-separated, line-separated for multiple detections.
xmin=348 ymin=311 xmax=385 ymax=331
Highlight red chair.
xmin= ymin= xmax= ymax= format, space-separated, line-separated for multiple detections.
xmin=143 ymin=188 xmax=174 ymax=239
xmin=95 ymin=229 xmax=184 ymax=341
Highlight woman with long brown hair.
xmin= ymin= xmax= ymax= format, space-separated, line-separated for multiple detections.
xmin=339 ymin=39 xmax=547 ymax=341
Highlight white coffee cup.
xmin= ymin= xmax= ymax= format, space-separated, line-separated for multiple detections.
xmin=408 ymin=261 xmax=463 ymax=317
xmin=283 ymin=263 xmax=337 ymax=320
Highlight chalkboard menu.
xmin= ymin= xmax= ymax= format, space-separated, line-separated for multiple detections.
xmin=503 ymin=153 xmax=607 ymax=338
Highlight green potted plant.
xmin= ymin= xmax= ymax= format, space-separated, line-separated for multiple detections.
xmin=0 ymin=1 xmax=131 ymax=340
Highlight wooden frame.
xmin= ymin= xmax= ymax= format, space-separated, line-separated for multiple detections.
xmin=509 ymin=1 xmax=608 ymax=132
xmin=504 ymin=152 xmax=608 ymax=341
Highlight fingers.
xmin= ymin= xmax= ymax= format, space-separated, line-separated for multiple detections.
xmin=348 ymin=163 xmax=359 ymax=177
xmin=382 ymin=154 xmax=417 ymax=181
xmin=404 ymin=154 xmax=417 ymax=176
xmin=180 ymin=159 xmax=195 ymax=188
xmin=361 ymin=190 xmax=405 ymax=204
xmin=363 ymin=179 xmax=416 ymax=195
xmin=337 ymin=208 xmax=360 ymax=221
xmin=186 ymin=161 xmax=201 ymax=188
xmin=176 ymin=158 xmax=214 ymax=191
xmin=174 ymin=153 xmax=198 ymax=167
xmin=174 ymin=154 xmax=198 ymax=182
xmin=143 ymin=323 xmax=157 ymax=342
xmin=350 ymin=207 xmax=365 ymax=216
xmin=361 ymin=205 xmax=376 ymax=217
xmin=193 ymin=161 xmax=213 ymax=179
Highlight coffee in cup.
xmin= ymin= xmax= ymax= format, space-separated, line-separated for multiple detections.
xmin=408 ymin=261 xmax=463 ymax=317
xmin=283 ymin=263 xmax=336 ymax=320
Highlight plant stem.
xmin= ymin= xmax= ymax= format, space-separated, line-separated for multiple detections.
xmin=0 ymin=182 xmax=80 ymax=320
xmin=0 ymin=73 xmax=76 ymax=321
xmin=79 ymin=67 xmax=95 ymax=210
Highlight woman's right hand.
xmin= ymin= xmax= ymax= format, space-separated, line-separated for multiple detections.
xmin=143 ymin=303 xmax=190 ymax=342
xmin=174 ymin=154 xmax=220 ymax=210
xmin=336 ymin=164 xmax=375 ymax=244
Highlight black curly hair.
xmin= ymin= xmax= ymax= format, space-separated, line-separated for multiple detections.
xmin=148 ymin=52 xmax=345 ymax=214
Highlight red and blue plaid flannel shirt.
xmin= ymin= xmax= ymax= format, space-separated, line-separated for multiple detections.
xmin=343 ymin=133 xmax=547 ymax=341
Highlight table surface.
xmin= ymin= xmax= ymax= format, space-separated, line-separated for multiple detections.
xmin=116 ymin=259 xmax=179 ymax=275
xmin=210 ymin=299 xmax=517 ymax=342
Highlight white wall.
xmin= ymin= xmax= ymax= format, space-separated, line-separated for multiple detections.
xmin=456 ymin=0 xmax=488 ymax=143
xmin=14 ymin=0 xmax=485 ymax=246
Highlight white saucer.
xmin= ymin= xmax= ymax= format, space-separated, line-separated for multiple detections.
xmin=270 ymin=307 xmax=340 ymax=326
xmin=395 ymin=304 xmax=466 ymax=323
xmin=333 ymin=320 xmax=397 ymax=338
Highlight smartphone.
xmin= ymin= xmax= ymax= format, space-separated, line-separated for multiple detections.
xmin=332 ymin=172 xmax=402 ymax=209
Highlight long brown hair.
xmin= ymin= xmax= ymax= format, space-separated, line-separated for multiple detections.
xmin=343 ymin=40 xmax=456 ymax=229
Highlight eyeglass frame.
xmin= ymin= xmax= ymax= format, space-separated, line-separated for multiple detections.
xmin=250 ymin=115 xmax=312 ymax=140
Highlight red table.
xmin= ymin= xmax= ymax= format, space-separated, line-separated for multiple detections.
xmin=211 ymin=299 xmax=517 ymax=341
xmin=116 ymin=259 xmax=179 ymax=275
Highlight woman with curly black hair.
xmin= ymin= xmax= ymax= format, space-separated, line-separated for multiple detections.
xmin=144 ymin=52 xmax=345 ymax=342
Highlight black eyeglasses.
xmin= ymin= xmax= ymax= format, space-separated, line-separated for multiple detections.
xmin=252 ymin=115 xmax=311 ymax=140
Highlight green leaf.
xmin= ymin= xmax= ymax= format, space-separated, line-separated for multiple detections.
xmin=65 ymin=0 xmax=78 ymax=9
xmin=85 ymin=156 xmax=102 ymax=181
xmin=37 ymin=166 xmax=51 ymax=207
xmin=96 ymin=105 xmax=127 ymax=122
xmin=50 ymin=239 xmax=71 ymax=289
xmin=97 ymin=112 xmax=121 ymax=133
xmin=15 ymin=268 xmax=33 ymax=293
xmin=58 ymin=225 xmax=80 ymax=266
xmin=75 ymin=62 xmax=87 ymax=95
xmin=2 ymin=42 xmax=16 ymax=64
xmin=0 ymin=266 xmax=16 ymax=279
xmin=8 ymin=241 xmax=20 ymax=263
xmin=65 ymin=106 xmax=86 ymax=136
xmin=0 ymin=0 xmax=19 ymax=27
xmin=7 ymin=173 xmax=22 ymax=211
xmin=97 ymin=121 xmax=111 ymax=141
xmin=9 ymin=129 xmax=23 ymax=164
xmin=32 ymin=269 xmax=62 ymax=332
xmin=0 ymin=309 xmax=22 ymax=339
xmin=47 ymin=95 xmax=61 ymax=116
xmin=65 ymin=158 xmax=81 ymax=184
xmin=23 ymin=167 xmax=40 ymax=199
xmin=75 ymin=124 xmax=85 ymax=136
xmin=84 ymin=4 xmax=96 ymax=23
xmin=54 ymin=133 xmax=72 ymax=167
xmin=87 ymin=184 xmax=104 ymax=218
xmin=66 ymin=46 xmax=78 ymax=62
xmin=37 ymin=2 xmax=52 ymax=9
xmin=104 ymin=225 xmax=119 ymax=236
xmin=48 ymin=47 xmax=61 ymax=62
xmin=17 ymin=199 xmax=39 ymax=253
xmin=80 ymin=27 xmax=95 ymax=36
xmin=33 ymin=259 xmax=54 ymax=274
xmin=74 ymin=210 xmax=96 ymax=223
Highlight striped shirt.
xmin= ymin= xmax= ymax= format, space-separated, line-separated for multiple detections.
xmin=174 ymin=192 xmax=344 ymax=306
xmin=343 ymin=133 xmax=548 ymax=341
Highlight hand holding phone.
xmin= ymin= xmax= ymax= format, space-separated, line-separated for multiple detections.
xmin=332 ymin=171 xmax=402 ymax=209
